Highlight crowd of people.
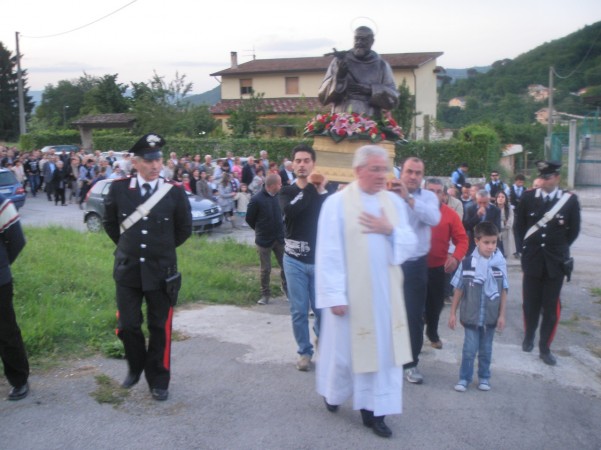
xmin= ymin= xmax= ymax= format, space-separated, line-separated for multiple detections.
xmin=0 ymin=138 xmax=580 ymax=441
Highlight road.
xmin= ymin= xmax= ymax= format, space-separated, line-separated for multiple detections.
xmin=1 ymin=191 xmax=600 ymax=449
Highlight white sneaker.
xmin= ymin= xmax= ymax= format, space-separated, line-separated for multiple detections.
xmin=404 ymin=367 xmax=424 ymax=384
xmin=454 ymin=380 xmax=468 ymax=392
xmin=478 ymin=380 xmax=491 ymax=391
xmin=257 ymin=297 xmax=269 ymax=305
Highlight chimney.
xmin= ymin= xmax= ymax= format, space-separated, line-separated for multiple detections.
xmin=230 ymin=51 xmax=238 ymax=69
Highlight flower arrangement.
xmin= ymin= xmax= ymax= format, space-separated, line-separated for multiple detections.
xmin=304 ymin=111 xmax=404 ymax=143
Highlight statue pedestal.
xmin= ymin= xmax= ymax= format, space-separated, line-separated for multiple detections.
xmin=312 ymin=136 xmax=396 ymax=183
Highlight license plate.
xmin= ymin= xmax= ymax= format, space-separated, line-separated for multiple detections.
xmin=0 ymin=188 xmax=11 ymax=194
xmin=211 ymin=218 xmax=220 ymax=224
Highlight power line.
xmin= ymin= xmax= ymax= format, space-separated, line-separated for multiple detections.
xmin=21 ymin=0 xmax=138 ymax=39
xmin=553 ymin=26 xmax=601 ymax=80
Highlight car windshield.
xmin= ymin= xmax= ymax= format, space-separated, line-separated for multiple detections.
xmin=0 ymin=171 xmax=18 ymax=185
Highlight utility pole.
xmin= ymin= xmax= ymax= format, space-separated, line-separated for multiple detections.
xmin=15 ymin=32 xmax=27 ymax=135
xmin=546 ymin=66 xmax=554 ymax=160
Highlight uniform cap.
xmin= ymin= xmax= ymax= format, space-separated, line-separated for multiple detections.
xmin=130 ymin=133 xmax=165 ymax=160
xmin=535 ymin=160 xmax=561 ymax=177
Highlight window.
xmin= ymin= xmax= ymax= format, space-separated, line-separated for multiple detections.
xmin=285 ymin=77 xmax=299 ymax=95
xmin=240 ymin=79 xmax=253 ymax=95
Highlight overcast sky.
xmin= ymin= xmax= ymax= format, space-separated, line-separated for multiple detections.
xmin=3 ymin=0 xmax=599 ymax=94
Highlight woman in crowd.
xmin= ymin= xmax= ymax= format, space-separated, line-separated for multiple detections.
xmin=495 ymin=190 xmax=513 ymax=257
xmin=232 ymin=157 xmax=243 ymax=180
xmin=190 ymin=169 xmax=201 ymax=195
xmin=248 ymin=166 xmax=265 ymax=195
xmin=217 ymin=172 xmax=236 ymax=222
xmin=69 ymin=156 xmax=81 ymax=204
xmin=163 ymin=159 xmax=176 ymax=180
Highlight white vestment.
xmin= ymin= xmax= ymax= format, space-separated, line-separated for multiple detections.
xmin=315 ymin=187 xmax=417 ymax=416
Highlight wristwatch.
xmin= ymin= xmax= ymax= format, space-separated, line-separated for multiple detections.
xmin=405 ymin=193 xmax=414 ymax=203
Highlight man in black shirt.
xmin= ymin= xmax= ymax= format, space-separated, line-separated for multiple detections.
xmin=279 ymin=145 xmax=329 ymax=371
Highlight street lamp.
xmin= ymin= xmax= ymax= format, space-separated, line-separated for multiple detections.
xmin=63 ymin=105 xmax=70 ymax=126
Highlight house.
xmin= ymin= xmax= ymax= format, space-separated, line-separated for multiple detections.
xmin=527 ymin=84 xmax=550 ymax=102
xmin=500 ymin=144 xmax=523 ymax=173
xmin=210 ymin=51 xmax=443 ymax=140
xmin=448 ymin=97 xmax=466 ymax=109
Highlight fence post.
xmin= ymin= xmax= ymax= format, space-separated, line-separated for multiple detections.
xmin=568 ymin=119 xmax=577 ymax=190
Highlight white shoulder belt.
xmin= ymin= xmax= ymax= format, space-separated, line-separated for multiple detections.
xmin=120 ymin=183 xmax=174 ymax=234
xmin=523 ymin=192 xmax=571 ymax=241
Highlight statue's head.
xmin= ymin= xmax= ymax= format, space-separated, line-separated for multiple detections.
xmin=353 ymin=26 xmax=374 ymax=58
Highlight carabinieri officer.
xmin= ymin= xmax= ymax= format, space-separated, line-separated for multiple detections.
xmin=513 ymin=160 xmax=580 ymax=366
xmin=103 ymin=133 xmax=192 ymax=400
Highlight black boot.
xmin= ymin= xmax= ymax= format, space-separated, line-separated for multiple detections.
xmin=323 ymin=397 xmax=338 ymax=412
xmin=360 ymin=409 xmax=374 ymax=427
xmin=372 ymin=415 xmax=392 ymax=438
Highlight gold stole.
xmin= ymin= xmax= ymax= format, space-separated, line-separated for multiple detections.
xmin=342 ymin=181 xmax=412 ymax=373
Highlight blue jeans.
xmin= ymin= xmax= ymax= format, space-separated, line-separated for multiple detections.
xmin=459 ymin=326 xmax=496 ymax=383
xmin=283 ymin=254 xmax=320 ymax=357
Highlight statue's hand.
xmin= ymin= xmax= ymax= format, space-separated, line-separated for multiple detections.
xmin=336 ymin=60 xmax=348 ymax=79
xmin=348 ymin=83 xmax=371 ymax=96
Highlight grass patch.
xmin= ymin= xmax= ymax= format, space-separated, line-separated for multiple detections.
xmin=591 ymin=287 xmax=601 ymax=304
xmin=90 ymin=374 xmax=129 ymax=406
xmin=13 ymin=227 xmax=279 ymax=362
xmin=559 ymin=312 xmax=580 ymax=329
xmin=590 ymin=345 xmax=601 ymax=359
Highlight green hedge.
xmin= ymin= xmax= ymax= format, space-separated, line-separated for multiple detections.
xmin=18 ymin=131 xmax=500 ymax=177
xmin=396 ymin=140 xmax=493 ymax=178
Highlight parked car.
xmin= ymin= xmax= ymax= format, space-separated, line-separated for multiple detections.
xmin=100 ymin=151 xmax=130 ymax=161
xmin=83 ymin=178 xmax=223 ymax=233
xmin=40 ymin=145 xmax=80 ymax=156
xmin=0 ymin=168 xmax=26 ymax=210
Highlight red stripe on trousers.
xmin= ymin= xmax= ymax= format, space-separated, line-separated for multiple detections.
xmin=163 ymin=306 xmax=174 ymax=370
xmin=546 ymin=297 xmax=561 ymax=348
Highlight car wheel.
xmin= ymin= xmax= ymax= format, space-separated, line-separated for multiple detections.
xmin=86 ymin=213 xmax=103 ymax=232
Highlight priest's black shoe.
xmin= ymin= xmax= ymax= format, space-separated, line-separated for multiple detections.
xmin=151 ymin=388 xmax=169 ymax=401
xmin=540 ymin=352 xmax=557 ymax=366
xmin=8 ymin=382 xmax=29 ymax=401
xmin=360 ymin=409 xmax=374 ymax=427
xmin=323 ymin=397 xmax=338 ymax=413
xmin=121 ymin=371 xmax=141 ymax=389
xmin=522 ymin=339 xmax=534 ymax=352
xmin=372 ymin=416 xmax=392 ymax=438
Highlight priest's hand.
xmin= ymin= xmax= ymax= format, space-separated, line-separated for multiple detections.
xmin=331 ymin=305 xmax=347 ymax=316
xmin=359 ymin=208 xmax=393 ymax=235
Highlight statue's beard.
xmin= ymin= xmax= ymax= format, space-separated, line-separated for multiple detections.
xmin=353 ymin=47 xmax=370 ymax=59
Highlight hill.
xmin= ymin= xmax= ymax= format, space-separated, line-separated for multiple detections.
xmin=438 ymin=21 xmax=601 ymax=128
xmin=185 ymin=86 xmax=221 ymax=106
xmin=441 ymin=21 xmax=601 ymax=101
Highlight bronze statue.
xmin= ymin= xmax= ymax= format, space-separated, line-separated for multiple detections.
xmin=318 ymin=26 xmax=399 ymax=120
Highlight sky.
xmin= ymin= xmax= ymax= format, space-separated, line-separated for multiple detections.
xmin=3 ymin=0 xmax=600 ymax=94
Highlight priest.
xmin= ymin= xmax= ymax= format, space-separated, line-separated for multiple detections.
xmin=315 ymin=145 xmax=417 ymax=438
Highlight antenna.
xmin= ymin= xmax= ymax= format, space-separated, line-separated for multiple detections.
xmin=242 ymin=46 xmax=256 ymax=60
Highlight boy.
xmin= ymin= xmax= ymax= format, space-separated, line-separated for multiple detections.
xmin=448 ymin=221 xmax=508 ymax=392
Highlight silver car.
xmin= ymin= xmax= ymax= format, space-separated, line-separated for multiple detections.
xmin=83 ymin=178 xmax=223 ymax=233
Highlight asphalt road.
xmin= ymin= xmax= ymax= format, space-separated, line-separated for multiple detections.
xmin=2 ymin=191 xmax=600 ymax=449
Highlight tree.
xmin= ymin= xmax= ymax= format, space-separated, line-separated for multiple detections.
xmin=391 ymin=79 xmax=416 ymax=137
xmin=227 ymin=92 xmax=265 ymax=138
xmin=0 ymin=42 xmax=34 ymax=141
xmin=129 ymin=72 xmax=212 ymax=137
xmin=81 ymin=74 xmax=129 ymax=115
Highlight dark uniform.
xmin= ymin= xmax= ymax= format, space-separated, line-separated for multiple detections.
xmin=513 ymin=161 xmax=580 ymax=365
xmin=103 ymin=134 xmax=192 ymax=400
xmin=0 ymin=194 xmax=30 ymax=400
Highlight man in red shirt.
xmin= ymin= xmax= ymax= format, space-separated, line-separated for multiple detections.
xmin=425 ymin=178 xmax=469 ymax=349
